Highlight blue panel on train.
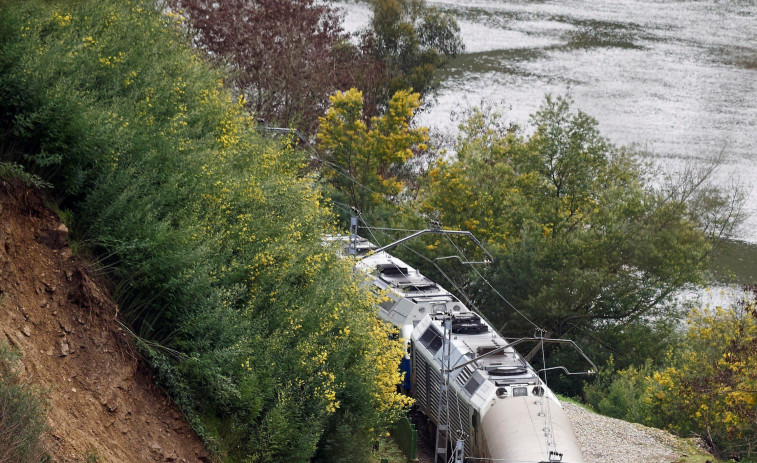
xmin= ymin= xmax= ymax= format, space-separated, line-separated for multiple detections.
xmin=400 ymin=357 xmax=411 ymax=392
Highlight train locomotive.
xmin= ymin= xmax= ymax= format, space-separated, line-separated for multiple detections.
xmin=341 ymin=229 xmax=589 ymax=463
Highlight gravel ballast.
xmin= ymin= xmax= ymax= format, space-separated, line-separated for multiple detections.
xmin=563 ymin=401 xmax=688 ymax=463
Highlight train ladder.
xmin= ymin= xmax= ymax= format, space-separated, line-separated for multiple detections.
xmin=434 ymin=315 xmax=452 ymax=463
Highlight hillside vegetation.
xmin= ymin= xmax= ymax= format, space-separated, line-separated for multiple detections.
xmin=1 ymin=0 xmax=754 ymax=461
xmin=0 ymin=1 xmax=408 ymax=460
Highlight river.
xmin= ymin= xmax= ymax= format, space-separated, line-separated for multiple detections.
xmin=338 ymin=0 xmax=757 ymax=257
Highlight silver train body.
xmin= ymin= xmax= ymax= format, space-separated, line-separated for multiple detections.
xmin=351 ymin=240 xmax=584 ymax=463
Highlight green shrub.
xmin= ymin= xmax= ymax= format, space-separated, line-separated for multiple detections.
xmin=0 ymin=1 xmax=408 ymax=460
xmin=584 ymin=357 xmax=655 ymax=424
xmin=0 ymin=162 xmax=50 ymax=188
xmin=584 ymin=295 xmax=757 ymax=460
xmin=0 ymin=342 xmax=48 ymax=463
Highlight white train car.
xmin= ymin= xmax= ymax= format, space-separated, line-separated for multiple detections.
xmin=350 ymin=237 xmax=585 ymax=463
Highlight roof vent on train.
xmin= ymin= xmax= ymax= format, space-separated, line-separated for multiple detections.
xmin=377 ymin=263 xmax=440 ymax=293
xmin=451 ymin=312 xmax=489 ymax=335
xmin=376 ymin=263 xmax=408 ymax=276
xmin=486 ymin=365 xmax=528 ymax=377
xmin=476 ymin=345 xmax=504 ymax=356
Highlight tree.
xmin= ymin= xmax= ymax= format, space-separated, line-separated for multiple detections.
xmin=176 ymin=0 xmax=463 ymax=132
xmin=417 ymin=95 xmax=724 ymax=346
xmin=176 ymin=0 xmax=354 ymax=134
xmin=358 ymin=0 xmax=464 ymax=116
xmin=317 ymin=88 xmax=428 ymax=214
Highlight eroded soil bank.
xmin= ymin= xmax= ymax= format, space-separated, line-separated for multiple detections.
xmin=0 ymin=181 xmax=208 ymax=462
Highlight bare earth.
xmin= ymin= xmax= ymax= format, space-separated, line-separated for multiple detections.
xmin=0 ymin=181 xmax=208 ymax=462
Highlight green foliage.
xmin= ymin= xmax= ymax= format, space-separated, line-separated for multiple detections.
xmin=0 ymin=1 xmax=408 ymax=461
xmin=368 ymin=436 xmax=407 ymax=463
xmin=363 ymin=0 xmax=463 ymax=111
xmin=416 ymin=96 xmax=711 ymax=363
xmin=0 ymin=342 xmax=48 ymax=463
xmin=317 ymin=88 xmax=428 ymax=214
xmin=0 ymin=162 xmax=51 ymax=188
xmin=84 ymin=450 xmax=101 ymax=463
xmin=583 ymin=357 xmax=654 ymax=424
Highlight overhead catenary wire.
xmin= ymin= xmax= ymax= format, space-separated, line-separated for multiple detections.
xmin=359 ymin=214 xmax=482 ymax=314
xmin=357 ymin=211 xmax=421 ymax=291
xmin=326 ymin=157 xmax=545 ymax=340
xmin=359 ymin=226 xmax=426 ymax=233
xmin=441 ymin=232 xmax=544 ymax=333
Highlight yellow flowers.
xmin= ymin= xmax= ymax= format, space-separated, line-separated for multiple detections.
xmin=216 ymin=107 xmax=244 ymax=149
xmin=52 ymin=12 xmax=72 ymax=26
xmin=317 ymin=88 xmax=429 ymax=213
xmin=123 ymin=70 xmax=137 ymax=87
xmin=644 ymin=300 xmax=757 ymax=450
xmin=98 ymin=51 xmax=125 ymax=67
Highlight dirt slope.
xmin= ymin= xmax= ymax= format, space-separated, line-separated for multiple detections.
xmin=0 ymin=181 xmax=208 ymax=462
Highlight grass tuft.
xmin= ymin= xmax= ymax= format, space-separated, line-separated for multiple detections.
xmin=0 ymin=342 xmax=48 ymax=463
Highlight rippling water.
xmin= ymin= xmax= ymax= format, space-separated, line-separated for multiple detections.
xmin=339 ymin=0 xmax=757 ymax=244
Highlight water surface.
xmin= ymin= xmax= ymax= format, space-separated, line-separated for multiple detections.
xmin=339 ymin=0 xmax=757 ymax=244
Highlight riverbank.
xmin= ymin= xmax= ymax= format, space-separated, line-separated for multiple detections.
xmin=711 ymin=239 xmax=757 ymax=286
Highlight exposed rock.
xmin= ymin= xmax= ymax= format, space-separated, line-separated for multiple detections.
xmin=37 ymin=223 xmax=69 ymax=249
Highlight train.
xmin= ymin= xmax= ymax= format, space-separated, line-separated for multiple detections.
xmin=337 ymin=228 xmax=588 ymax=463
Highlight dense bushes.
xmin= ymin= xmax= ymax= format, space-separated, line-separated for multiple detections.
xmin=584 ymin=290 xmax=757 ymax=460
xmin=0 ymin=1 xmax=409 ymax=460
xmin=0 ymin=343 xmax=48 ymax=463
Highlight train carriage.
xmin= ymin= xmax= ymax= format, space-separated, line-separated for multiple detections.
xmin=347 ymin=235 xmax=586 ymax=463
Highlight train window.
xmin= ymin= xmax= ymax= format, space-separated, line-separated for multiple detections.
xmin=379 ymin=298 xmax=396 ymax=312
xmin=464 ymin=375 xmax=483 ymax=396
xmin=419 ymin=326 xmax=442 ymax=354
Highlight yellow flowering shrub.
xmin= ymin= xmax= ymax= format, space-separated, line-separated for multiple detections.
xmin=317 ymin=88 xmax=428 ymax=213
xmin=0 ymin=1 xmax=410 ymax=461
xmin=644 ymin=296 xmax=757 ymax=458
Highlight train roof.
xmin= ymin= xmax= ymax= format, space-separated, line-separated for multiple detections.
xmin=348 ymin=241 xmax=543 ymax=393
